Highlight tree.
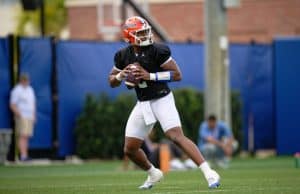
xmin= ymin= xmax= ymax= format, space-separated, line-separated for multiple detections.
xmin=16 ymin=0 xmax=66 ymax=37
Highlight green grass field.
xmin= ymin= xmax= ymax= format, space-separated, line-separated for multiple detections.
xmin=0 ymin=157 xmax=299 ymax=194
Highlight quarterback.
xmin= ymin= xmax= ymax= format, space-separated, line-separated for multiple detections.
xmin=109 ymin=16 xmax=220 ymax=190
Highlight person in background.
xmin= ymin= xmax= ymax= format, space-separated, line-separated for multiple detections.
xmin=10 ymin=73 xmax=36 ymax=161
xmin=198 ymin=115 xmax=237 ymax=168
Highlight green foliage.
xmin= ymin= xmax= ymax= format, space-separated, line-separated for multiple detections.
xmin=151 ymin=88 xmax=204 ymax=143
xmin=16 ymin=0 xmax=66 ymax=36
xmin=75 ymin=89 xmax=242 ymax=159
xmin=75 ymin=93 xmax=135 ymax=159
xmin=231 ymin=91 xmax=243 ymax=152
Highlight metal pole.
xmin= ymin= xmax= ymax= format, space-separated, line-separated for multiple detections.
xmin=122 ymin=0 xmax=127 ymax=22
xmin=204 ymin=0 xmax=231 ymax=125
xmin=7 ymin=34 xmax=15 ymax=161
xmin=40 ymin=0 xmax=45 ymax=36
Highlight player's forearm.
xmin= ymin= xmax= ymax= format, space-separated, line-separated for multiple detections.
xmin=170 ymin=70 xmax=182 ymax=81
xmin=109 ymin=68 xmax=129 ymax=88
xmin=159 ymin=62 xmax=182 ymax=81
xmin=148 ymin=70 xmax=181 ymax=82
xmin=109 ymin=75 xmax=122 ymax=88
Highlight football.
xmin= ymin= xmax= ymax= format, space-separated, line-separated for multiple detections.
xmin=125 ymin=63 xmax=141 ymax=87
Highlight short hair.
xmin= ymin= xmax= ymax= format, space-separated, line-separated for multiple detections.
xmin=207 ymin=114 xmax=217 ymax=121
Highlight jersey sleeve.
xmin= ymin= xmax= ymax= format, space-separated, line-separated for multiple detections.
xmin=113 ymin=51 xmax=124 ymax=71
xmin=154 ymin=44 xmax=171 ymax=66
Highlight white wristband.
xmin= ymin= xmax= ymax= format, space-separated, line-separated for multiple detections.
xmin=149 ymin=73 xmax=156 ymax=81
xmin=156 ymin=71 xmax=171 ymax=81
xmin=115 ymin=72 xmax=123 ymax=81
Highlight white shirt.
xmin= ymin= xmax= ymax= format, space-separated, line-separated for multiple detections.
xmin=10 ymin=84 xmax=36 ymax=119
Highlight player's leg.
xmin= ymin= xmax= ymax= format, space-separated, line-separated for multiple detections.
xmin=152 ymin=92 xmax=220 ymax=189
xmin=124 ymin=103 xmax=163 ymax=189
xmin=165 ymin=127 xmax=220 ymax=188
xmin=165 ymin=127 xmax=205 ymax=165
xmin=124 ymin=137 xmax=151 ymax=170
xmin=124 ymin=137 xmax=163 ymax=189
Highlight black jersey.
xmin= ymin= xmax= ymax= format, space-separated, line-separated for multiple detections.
xmin=114 ymin=43 xmax=172 ymax=101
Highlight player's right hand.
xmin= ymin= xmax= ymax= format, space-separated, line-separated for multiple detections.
xmin=118 ymin=66 xmax=131 ymax=80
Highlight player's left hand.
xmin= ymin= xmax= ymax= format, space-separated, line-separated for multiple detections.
xmin=132 ymin=65 xmax=150 ymax=80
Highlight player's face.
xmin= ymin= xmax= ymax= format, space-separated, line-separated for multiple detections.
xmin=135 ymin=29 xmax=150 ymax=41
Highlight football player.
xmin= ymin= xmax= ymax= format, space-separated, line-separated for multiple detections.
xmin=109 ymin=16 xmax=220 ymax=190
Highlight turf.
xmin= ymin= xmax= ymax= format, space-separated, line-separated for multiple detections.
xmin=0 ymin=157 xmax=299 ymax=194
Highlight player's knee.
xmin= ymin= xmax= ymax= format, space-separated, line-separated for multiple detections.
xmin=165 ymin=128 xmax=185 ymax=145
xmin=170 ymin=135 xmax=185 ymax=145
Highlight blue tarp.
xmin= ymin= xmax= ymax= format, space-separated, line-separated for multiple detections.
xmin=244 ymin=44 xmax=275 ymax=150
xmin=19 ymin=37 xmax=53 ymax=149
xmin=168 ymin=43 xmax=204 ymax=89
xmin=275 ymin=38 xmax=300 ymax=155
xmin=0 ymin=37 xmax=12 ymax=129
xmin=56 ymin=41 xmax=130 ymax=156
xmin=230 ymin=44 xmax=275 ymax=150
xmin=229 ymin=44 xmax=249 ymax=90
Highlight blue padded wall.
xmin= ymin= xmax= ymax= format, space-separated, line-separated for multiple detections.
xmin=274 ymin=38 xmax=300 ymax=155
xmin=19 ymin=37 xmax=53 ymax=149
xmin=0 ymin=37 xmax=12 ymax=129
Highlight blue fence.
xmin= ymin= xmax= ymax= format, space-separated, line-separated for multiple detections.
xmin=2 ymin=36 xmax=299 ymax=156
xmin=56 ymin=41 xmax=129 ymax=156
xmin=0 ymin=37 xmax=12 ymax=130
xmin=19 ymin=37 xmax=53 ymax=149
xmin=275 ymin=38 xmax=300 ymax=155
xmin=243 ymin=44 xmax=275 ymax=150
